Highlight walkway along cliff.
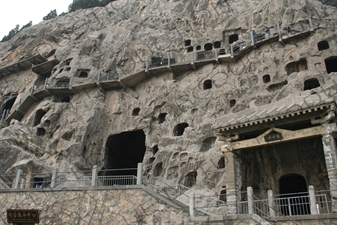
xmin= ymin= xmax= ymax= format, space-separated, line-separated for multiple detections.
xmin=0 ymin=0 xmax=337 ymax=224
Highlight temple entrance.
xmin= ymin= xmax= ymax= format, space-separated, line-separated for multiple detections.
xmin=238 ymin=137 xmax=329 ymax=214
xmin=104 ymin=130 xmax=146 ymax=176
xmin=279 ymin=174 xmax=310 ymax=216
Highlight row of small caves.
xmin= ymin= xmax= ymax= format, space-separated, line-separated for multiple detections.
xmin=183 ymin=33 xmax=242 ymax=53
xmin=0 ymin=38 xmax=336 ymax=186
xmin=1 ymin=39 xmax=335 ymax=120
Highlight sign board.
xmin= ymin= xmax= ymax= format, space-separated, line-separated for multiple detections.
xmin=264 ymin=132 xmax=283 ymax=142
xmin=7 ymin=209 xmax=39 ymax=224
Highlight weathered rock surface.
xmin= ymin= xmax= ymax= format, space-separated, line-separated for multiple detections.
xmin=0 ymin=0 xmax=336 ymax=206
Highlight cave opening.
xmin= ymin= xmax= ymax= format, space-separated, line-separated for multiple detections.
xmin=33 ymin=109 xmax=47 ymax=126
xmin=104 ymin=130 xmax=146 ymax=176
xmin=304 ymin=78 xmax=320 ymax=90
xmin=228 ymin=34 xmax=238 ymax=44
xmin=325 ymin=56 xmax=337 ymax=74
xmin=279 ymin=173 xmax=310 ymax=216
xmin=204 ymin=43 xmax=213 ymax=51
xmin=1 ymin=97 xmax=16 ymax=119
xmin=239 ymin=137 xmax=328 ymax=201
xmin=317 ymin=40 xmax=329 ymax=51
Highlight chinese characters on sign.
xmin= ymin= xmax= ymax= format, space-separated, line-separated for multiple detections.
xmin=264 ymin=132 xmax=283 ymax=142
xmin=7 ymin=209 xmax=39 ymax=223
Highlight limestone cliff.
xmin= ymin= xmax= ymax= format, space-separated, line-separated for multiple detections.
xmin=0 ymin=0 xmax=336 ymax=197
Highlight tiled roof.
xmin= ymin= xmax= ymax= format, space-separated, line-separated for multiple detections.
xmin=213 ymin=94 xmax=336 ymax=131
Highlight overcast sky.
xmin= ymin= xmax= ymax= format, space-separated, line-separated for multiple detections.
xmin=0 ymin=0 xmax=72 ymax=39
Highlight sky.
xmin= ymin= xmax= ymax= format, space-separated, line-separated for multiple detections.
xmin=0 ymin=0 xmax=72 ymax=39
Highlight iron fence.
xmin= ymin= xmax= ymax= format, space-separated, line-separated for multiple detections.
xmin=195 ymin=195 xmax=226 ymax=209
xmin=274 ymin=192 xmax=311 ymax=216
xmin=237 ymin=200 xmax=249 ymax=214
xmin=252 ymin=195 xmax=270 ymax=218
xmin=96 ymin=175 xmax=137 ymax=186
xmin=315 ymin=190 xmax=334 ymax=214
xmin=99 ymin=72 xmax=119 ymax=82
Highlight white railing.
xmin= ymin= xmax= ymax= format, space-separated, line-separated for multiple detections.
xmin=96 ymin=175 xmax=137 ymax=186
xmin=149 ymin=183 xmax=190 ymax=199
xmin=273 ymin=193 xmax=310 ymax=216
xmin=315 ymin=190 xmax=333 ymax=214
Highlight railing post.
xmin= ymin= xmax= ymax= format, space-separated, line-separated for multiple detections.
xmin=230 ymin=44 xmax=234 ymax=57
xmin=191 ymin=52 xmax=194 ymax=63
xmin=167 ymin=54 xmax=171 ymax=67
xmin=91 ymin=165 xmax=97 ymax=187
xmin=308 ymin=17 xmax=313 ymax=30
xmin=146 ymin=60 xmax=149 ymax=71
xmin=288 ymin=198 xmax=292 ymax=216
xmin=214 ymin=49 xmax=218 ymax=59
xmin=44 ymin=78 xmax=48 ymax=89
xmin=267 ymin=189 xmax=275 ymax=217
xmin=20 ymin=178 xmax=26 ymax=189
xmin=136 ymin=163 xmax=142 ymax=185
xmin=97 ymin=73 xmax=101 ymax=83
xmin=189 ymin=192 xmax=195 ymax=217
xmin=1 ymin=110 xmax=6 ymax=120
xmin=13 ymin=169 xmax=22 ymax=189
xmin=277 ymin=22 xmax=282 ymax=41
xmin=309 ymin=185 xmax=318 ymax=214
xmin=50 ymin=168 xmax=58 ymax=188
xmin=247 ymin=186 xmax=253 ymax=214
xmin=251 ymin=31 xmax=255 ymax=44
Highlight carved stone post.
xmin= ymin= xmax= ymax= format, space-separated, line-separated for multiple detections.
xmin=136 ymin=163 xmax=143 ymax=185
xmin=223 ymin=150 xmax=238 ymax=214
xmin=268 ymin=189 xmax=275 ymax=217
xmin=247 ymin=186 xmax=253 ymax=214
xmin=189 ymin=192 xmax=195 ymax=217
xmin=308 ymin=185 xmax=318 ymax=214
xmin=91 ymin=165 xmax=98 ymax=187
xmin=321 ymin=126 xmax=337 ymax=212
xmin=13 ymin=169 xmax=22 ymax=189
xmin=50 ymin=168 xmax=58 ymax=188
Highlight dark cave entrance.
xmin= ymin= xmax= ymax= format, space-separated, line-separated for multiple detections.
xmin=279 ymin=174 xmax=310 ymax=216
xmin=239 ymin=136 xmax=329 ymax=200
xmin=1 ymin=97 xmax=16 ymax=119
xmin=104 ymin=130 xmax=146 ymax=176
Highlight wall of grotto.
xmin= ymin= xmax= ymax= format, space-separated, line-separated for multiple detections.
xmin=0 ymin=0 xmax=336 ymax=201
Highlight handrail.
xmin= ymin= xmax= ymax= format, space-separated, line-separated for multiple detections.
xmin=3 ymin=18 xmax=317 ymax=126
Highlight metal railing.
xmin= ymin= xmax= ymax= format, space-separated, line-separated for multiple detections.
xmin=55 ymin=174 xmax=91 ymax=187
xmin=235 ymin=188 xmax=336 ymax=220
xmin=252 ymin=195 xmax=270 ymax=218
xmin=99 ymin=71 xmax=119 ymax=82
xmin=315 ymin=190 xmax=333 ymax=214
xmin=273 ymin=192 xmax=311 ymax=216
xmin=195 ymin=195 xmax=226 ymax=209
xmin=149 ymin=182 xmax=190 ymax=199
xmin=96 ymin=175 xmax=137 ymax=186
xmin=2 ymin=18 xmax=316 ymax=127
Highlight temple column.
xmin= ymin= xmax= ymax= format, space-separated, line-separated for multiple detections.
xmin=222 ymin=142 xmax=239 ymax=214
xmin=321 ymin=123 xmax=337 ymax=212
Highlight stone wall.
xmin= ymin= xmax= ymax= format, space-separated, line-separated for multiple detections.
xmin=0 ymin=187 xmax=268 ymax=225
xmin=0 ymin=0 xmax=336 ymax=222
xmin=0 ymin=187 xmax=188 ymax=225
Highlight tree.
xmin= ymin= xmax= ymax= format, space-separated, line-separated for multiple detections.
xmin=20 ymin=21 xmax=32 ymax=31
xmin=1 ymin=25 xmax=20 ymax=42
xmin=0 ymin=21 xmax=32 ymax=43
xmin=68 ymin=0 xmax=116 ymax=12
xmin=43 ymin=9 xmax=58 ymax=21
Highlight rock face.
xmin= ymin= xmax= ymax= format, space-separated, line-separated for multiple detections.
xmin=0 ymin=0 xmax=336 ymax=205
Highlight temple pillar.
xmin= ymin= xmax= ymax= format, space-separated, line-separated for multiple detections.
xmin=321 ymin=123 xmax=337 ymax=212
xmin=223 ymin=149 xmax=239 ymax=214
